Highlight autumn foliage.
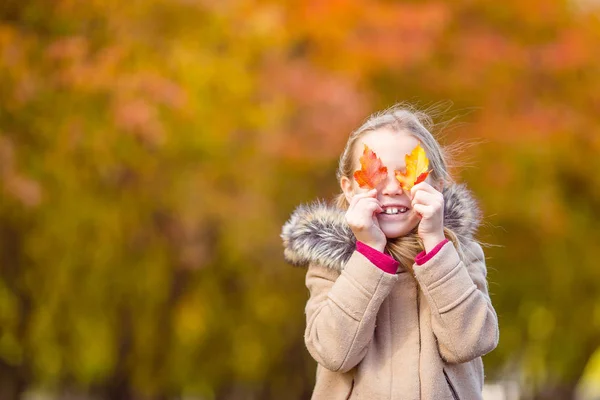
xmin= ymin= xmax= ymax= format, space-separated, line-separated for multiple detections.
xmin=353 ymin=144 xmax=388 ymax=189
xmin=395 ymin=143 xmax=431 ymax=191
xmin=1 ymin=0 xmax=600 ymax=399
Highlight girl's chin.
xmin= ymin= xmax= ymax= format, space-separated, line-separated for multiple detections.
xmin=382 ymin=229 xmax=412 ymax=239
xmin=378 ymin=215 xmax=418 ymax=239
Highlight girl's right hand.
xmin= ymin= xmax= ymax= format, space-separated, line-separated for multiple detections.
xmin=345 ymin=189 xmax=386 ymax=252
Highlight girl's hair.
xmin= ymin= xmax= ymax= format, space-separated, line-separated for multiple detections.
xmin=333 ymin=103 xmax=463 ymax=271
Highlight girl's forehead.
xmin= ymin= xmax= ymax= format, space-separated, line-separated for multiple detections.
xmin=355 ymin=129 xmax=419 ymax=167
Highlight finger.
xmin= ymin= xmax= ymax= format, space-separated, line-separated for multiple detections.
xmin=347 ymin=200 xmax=383 ymax=228
xmin=355 ymin=198 xmax=383 ymax=214
xmin=411 ymin=191 xmax=438 ymax=208
xmin=348 ymin=189 xmax=377 ymax=209
xmin=353 ymin=194 xmax=380 ymax=207
xmin=412 ymin=187 xmax=443 ymax=206
xmin=410 ymin=181 xmax=440 ymax=198
xmin=412 ymin=203 xmax=434 ymax=219
xmin=346 ymin=198 xmax=382 ymax=221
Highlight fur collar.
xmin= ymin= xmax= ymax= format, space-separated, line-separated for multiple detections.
xmin=281 ymin=183 xmax=481 ymax=272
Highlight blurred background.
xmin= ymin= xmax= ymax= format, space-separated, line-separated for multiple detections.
xmin=1 ymin=0 xmax=600 ymax=399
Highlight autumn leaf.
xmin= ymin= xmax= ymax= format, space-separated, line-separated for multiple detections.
xmin=395 ymin=143 xmax=431 ymax=191
xmin=353 ymin=144 xmax=388 ymax=189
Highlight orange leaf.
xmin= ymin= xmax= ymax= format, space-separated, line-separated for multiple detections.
xmin=395 ymin=143 xmax=431 ymax=191
xmin=353 ymin=144 xmax=388 ymax=189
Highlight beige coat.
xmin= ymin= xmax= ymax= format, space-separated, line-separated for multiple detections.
xmin=281 ymin=184 xmax=499 ymax=400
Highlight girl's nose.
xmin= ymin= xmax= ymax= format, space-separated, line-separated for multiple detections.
xmin=381 ymin=172 xmax=403 ymax=196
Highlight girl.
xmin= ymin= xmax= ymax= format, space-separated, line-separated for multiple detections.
xmin=281 ymin=104 xmax=499 ymax=400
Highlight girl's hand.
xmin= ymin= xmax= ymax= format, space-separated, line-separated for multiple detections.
xmin=345 ymin=189 xmax=386 ymax=252
xmin=410 ymin=182 xmax=445 ymax=252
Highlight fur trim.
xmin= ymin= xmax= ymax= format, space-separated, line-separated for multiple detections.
xmin=281 ymin=183 xmax=481 ymax=271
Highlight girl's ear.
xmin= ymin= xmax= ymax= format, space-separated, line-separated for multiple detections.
xmin=340 ymin=176 xmax=354 ymax=203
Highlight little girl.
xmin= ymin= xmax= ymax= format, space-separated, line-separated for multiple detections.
xmin=281 ymin=105 xmax=499 ymax=400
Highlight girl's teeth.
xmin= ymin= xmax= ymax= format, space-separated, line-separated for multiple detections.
xmin=383 ymin=207 xmax=408 ymax=215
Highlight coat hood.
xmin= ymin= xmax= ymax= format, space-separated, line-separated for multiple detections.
xmin=281 ymin=183 xmax=482 ymax=271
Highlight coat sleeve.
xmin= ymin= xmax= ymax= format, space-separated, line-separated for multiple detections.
xmin=304 ymin=251 xmax=398 ymax=373
xmin=413 ymin=240 xmax=499 ymax=364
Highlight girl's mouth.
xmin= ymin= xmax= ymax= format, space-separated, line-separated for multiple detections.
xmin=381 ymin=206 xmax=410 ymax=215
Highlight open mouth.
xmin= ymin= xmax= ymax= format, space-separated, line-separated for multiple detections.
xmin=381 ymin=206 xmax=410 ymax=215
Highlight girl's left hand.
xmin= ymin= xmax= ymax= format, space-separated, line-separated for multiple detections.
xmin=410 ymin=182 xmax=445 ymax=251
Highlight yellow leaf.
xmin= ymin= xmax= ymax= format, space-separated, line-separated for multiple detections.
xmin=395 ymin=143 xmax=431 ymax=191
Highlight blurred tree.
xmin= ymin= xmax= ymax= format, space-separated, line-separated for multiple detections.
xmin=1 ymin=0 xmax=600 ymax=399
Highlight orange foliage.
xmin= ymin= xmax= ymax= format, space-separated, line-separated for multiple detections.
xmin=353 ymin=144 xmax=388 ymax=189
xmin=1 ymin=0 xmax=600 ymax=397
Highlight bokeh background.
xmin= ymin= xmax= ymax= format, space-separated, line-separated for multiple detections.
xmin=1 ymin=0 xmax=600 ymax=399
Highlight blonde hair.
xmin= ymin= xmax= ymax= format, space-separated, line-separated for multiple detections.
xmin=334 ymin=103 xmax=462 ymax=272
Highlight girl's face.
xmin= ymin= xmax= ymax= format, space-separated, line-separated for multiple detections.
xmin=341 ymin=128 xmax=436 ymax=239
